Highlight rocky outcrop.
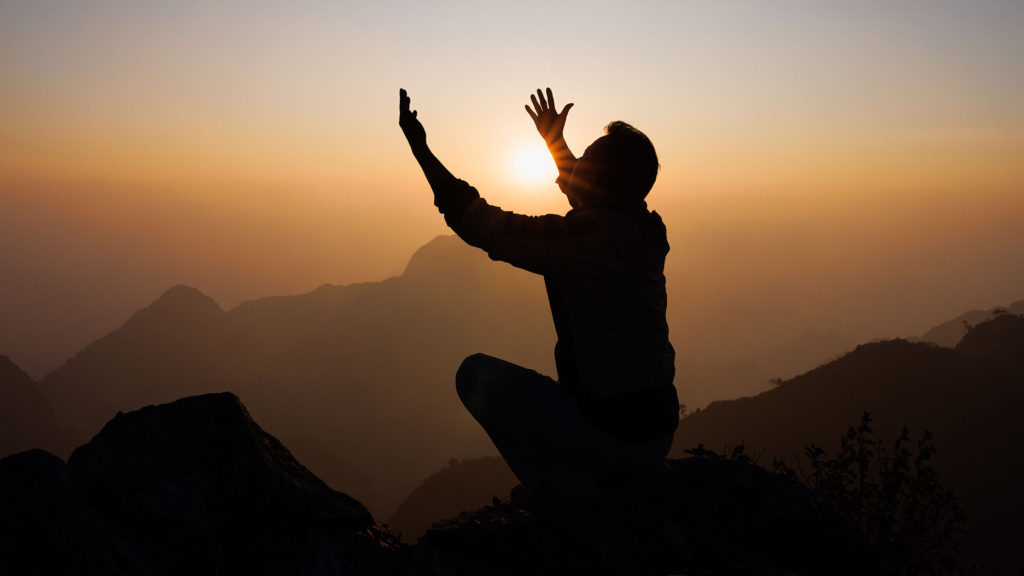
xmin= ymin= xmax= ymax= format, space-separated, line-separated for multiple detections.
xmin=0 ymin=392 xmax=422 ymax=575
xmin=1 ymin=390 xmax=878 ymax=575
xmin=420 ymin=455 xmax=866 ymax=576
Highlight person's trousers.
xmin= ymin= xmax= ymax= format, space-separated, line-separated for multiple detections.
xmin=455 ymin=353 xmax=673 ymax=487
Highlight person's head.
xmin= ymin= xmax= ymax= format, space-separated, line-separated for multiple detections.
xmin=565 ymin=121 xmax=659 ymax=208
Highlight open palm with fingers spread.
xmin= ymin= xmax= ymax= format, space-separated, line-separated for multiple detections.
xmin=525 ymin=87 xmax=573 ymax=146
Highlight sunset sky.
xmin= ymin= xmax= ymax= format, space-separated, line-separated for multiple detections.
xmin=3 ymin=1 xmax=1023 ymax=377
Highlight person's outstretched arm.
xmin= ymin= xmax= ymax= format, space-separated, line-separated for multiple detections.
xmin=525 ymin=88 xmax=576 ymax=192
xmin=399 ymin=88 xmax=601 ymax=278
xmin=399 ymin=88 xmax=477 ymax=214
xmin=399 ymin=89 xmax=454 ymax=190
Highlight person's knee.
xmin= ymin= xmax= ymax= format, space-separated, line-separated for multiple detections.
xmin=456 ymin=353 xmax=493 ymax=406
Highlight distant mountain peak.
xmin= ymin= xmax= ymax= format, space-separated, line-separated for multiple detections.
xmin=124 ymin=285 xmax=224 ymax=328
xmin=401 ymin=234 xmax=480 ymax=279
xmin=155 ymin=284 xmax=220 ymax=309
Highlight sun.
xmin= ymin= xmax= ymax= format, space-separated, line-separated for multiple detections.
xmin=510 ymin=144 xmax=555 ymax=187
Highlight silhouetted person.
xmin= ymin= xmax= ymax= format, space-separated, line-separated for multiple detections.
xmin=399 ymin=88 xmax=678 ymax=507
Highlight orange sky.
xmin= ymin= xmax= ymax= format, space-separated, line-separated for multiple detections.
xmin=2 ymin=1 xmax=1023 ymax=377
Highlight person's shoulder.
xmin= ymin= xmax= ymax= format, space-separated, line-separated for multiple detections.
xmin=570 ymin=204 xmax=663 ymax=233
xmin=576 ymin=204 xmax=669 ymax=255
xmin=564 ymin=205 xmax=625 ymax=223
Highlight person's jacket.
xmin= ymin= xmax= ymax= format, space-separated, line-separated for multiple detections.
xmin=434 ymin=177 xmax=679 ymax=441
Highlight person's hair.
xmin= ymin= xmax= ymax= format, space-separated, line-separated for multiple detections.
xmin=586 ymin=121 xmax=660 ymax=203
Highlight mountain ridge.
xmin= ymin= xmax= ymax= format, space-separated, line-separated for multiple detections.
xmin=670 ymin=314 xmax=1024 ymax=571
xmin=0 ymin=355 xmax=63 ymax=457
xmin=916 ymin=299 xmax=1024 ymax=348
xmin=35 ymin=235 xmax=552 ymax=516
xmin=13 ymin=232 xmax=1024 ymax=531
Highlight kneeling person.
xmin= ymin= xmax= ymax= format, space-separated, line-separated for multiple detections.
xmin=399 ymin=87 xmax=679 ymax=505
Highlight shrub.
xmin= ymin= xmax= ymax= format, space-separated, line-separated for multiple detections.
xmin=798 ymin=412 xmax=965 ymax=575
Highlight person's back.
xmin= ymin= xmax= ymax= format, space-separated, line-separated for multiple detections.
xmin=399 ymin=87 xmax=678 ymax=507
xmin=543 ymin=203 xmax=677 ymax=441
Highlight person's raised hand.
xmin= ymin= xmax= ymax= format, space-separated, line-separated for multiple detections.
xmin=525 ymin=87 xmax=573 ymax=146
xmin=399 ymin=88 xmax=427 ymax=151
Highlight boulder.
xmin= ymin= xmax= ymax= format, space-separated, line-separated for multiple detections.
xmin=0 ymin=392 xmax=424 ymax=575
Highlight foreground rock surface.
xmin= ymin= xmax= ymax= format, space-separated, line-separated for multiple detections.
xmin=422 ymin=457 xmax=866 ymax=576
xmin=1 ymin=391 xmax=870 ymax=575
xmin=0 ymin=392 xmax=421 ymax=575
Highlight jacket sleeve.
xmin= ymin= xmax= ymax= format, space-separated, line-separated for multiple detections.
xmin=433 ymin=178 xmax=609 ymax=277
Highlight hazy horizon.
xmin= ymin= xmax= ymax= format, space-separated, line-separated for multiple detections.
xmin=3 ymin=1 xmax=1023 ymax=378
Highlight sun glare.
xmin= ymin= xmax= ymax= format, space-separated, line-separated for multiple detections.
xmin=511 ymin=144 xmax=555 ymax=187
